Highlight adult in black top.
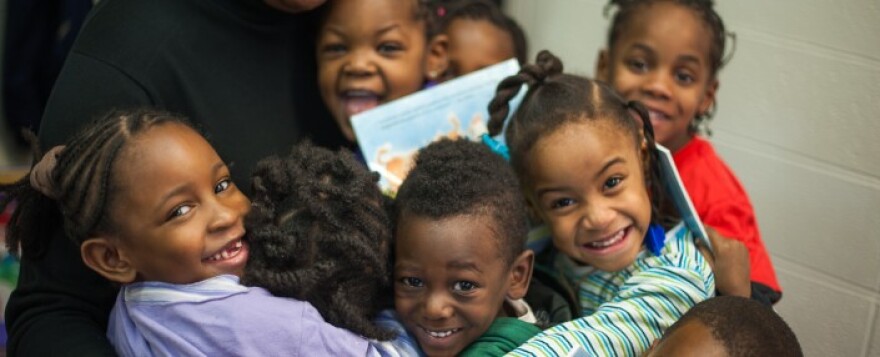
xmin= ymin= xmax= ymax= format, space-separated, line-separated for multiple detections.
xmin=7 ymin=0 xmax=341 ymax=355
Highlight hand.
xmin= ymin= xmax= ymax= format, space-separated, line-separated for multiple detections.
xmin=29 ymin=146 xmax=65 ymax=198
xmin=699 ymin=226 xmax=751 ymax=298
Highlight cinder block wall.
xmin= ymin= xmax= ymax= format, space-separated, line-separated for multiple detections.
xmin=505 ymin=1 xmax=880 ymax=355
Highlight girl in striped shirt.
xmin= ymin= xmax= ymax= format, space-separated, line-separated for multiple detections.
xmin=484 ymin=50 xmax=714 ymax=356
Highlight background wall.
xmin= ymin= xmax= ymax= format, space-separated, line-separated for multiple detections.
xmin=505 ymin=1 xmax=880 ymax=356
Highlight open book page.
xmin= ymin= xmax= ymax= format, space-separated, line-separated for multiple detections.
xmin=352 ymin=58 xmax=521 ymax=195
xmin=654 ymin=144 xmax=711 ymax=251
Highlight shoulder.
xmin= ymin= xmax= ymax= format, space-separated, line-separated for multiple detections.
xmin=627 ymin=224 xmax=714 ymax=292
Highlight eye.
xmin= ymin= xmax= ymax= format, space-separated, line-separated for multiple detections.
xmin=169 ymin=204 xmax=193 ymax=220
xmin=626 ymin=58 xmax=648 ymax=73
xmin=550 ymin=197 xmax=576 ymax=210
xmin=452 ymin=281 xmax=477 ymax=293
xmin=603 ymin=176 xmax=623 ymax=191
xmin=321 ymin=43 xmax=347 ymax=56
xmin=215 ymin=178 xmax=233 ymax=194
xmin=377 ymin=42 xmax=403 ymax=55
xmin=674 ymin=69 xmax=695 ymax=85
xmin=399 ymin=277 xmax=424 ymax=288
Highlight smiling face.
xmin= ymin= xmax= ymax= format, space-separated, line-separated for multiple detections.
xmin=108 ymin=123 xmax=251 ymax=284
xmin=394 ymin=213 xmax=513 ymax=357
xmin=524 ymin=120 xmax=650 ymax=272
xmin=597 ymin=1 xmax=717 ymax=152
xmin=317 ymin=0 xmax=430 ymax=142
xmin=445 ymin=18 xmax=515 ymax=77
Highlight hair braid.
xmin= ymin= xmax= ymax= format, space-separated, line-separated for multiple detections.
xmin=242 ymin=142 xmax=394 ymax=340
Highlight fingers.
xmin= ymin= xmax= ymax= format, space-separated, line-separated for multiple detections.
xmin=29 ymin=145 xmax=65 ymax=198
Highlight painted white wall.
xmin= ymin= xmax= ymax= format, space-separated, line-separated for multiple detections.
xmin=505 ymin=1 xmax=880 ymax=356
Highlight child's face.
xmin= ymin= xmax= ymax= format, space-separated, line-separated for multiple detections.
xmin=394 ymin=213 xmax=517 ymax=357
xmin=108 ymin=123 xmax=251 ymax=284
xmin=597 ymin=2 xmax=718 ymax=152
xmin=643 ymin=319 xmax=727 ymax=357
xmin=445 ymin=19 xmax=515 ymax=77
xmin=524 ymin=120 xmax=650 ymax=272
xmin=317 ymin=0 xmax=430 ymax=143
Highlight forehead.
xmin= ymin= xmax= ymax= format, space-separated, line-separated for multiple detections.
xmin=614 ymin=2 xmax=713 ymax=63
xmin=526 ymin=119 xmax=639 ymax=182
xmin=322 ymin=0 xmax=422 ymax=33
xmin=447 ymin=19 xmax=514 ymax=56
xmin=395 ymin=213 xmax=503 ymax=264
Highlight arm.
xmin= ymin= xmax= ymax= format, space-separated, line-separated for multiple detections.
xmin=510 ymin=251 xmax=714 ymax=356
xmin=7 ymin=53 xmax=153 ymax=356
xmin=700 ymin=226 xmax=752 ymax=298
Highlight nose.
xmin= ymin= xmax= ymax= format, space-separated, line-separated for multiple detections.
xmin=579 ymin=199 xmax=614 ymax=232
xmin=641 ymin=70 xmax=672 ymax=100
xmin=208 ymin=195 xmax=248 ymax=234
xmin=423 ymin=292 xmax=454 ymax=320
xmin=342 ymin=49 xmax=377 ymax=77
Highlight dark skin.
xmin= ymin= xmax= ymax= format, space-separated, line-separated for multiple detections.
xmin=697 ymin=227 xmax=751 ymax=298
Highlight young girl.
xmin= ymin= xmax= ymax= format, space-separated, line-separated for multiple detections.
xmin=316 ymin=0 xmax=449 ymax=144
xmin=595 ymin=0 xmax=781 ymax=301
xmin=486 ymin=51 xmax=714 ymax=356
xmin=0 ymin=109 xmax=386 ymax=356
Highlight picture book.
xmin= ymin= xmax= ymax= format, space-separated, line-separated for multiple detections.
xmin=351 ymin=58 xmax=521 ymax=195
xmin=655 ymin=144 xmax=712 ymax=251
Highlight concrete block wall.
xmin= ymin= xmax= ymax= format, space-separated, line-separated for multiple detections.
xmin=505 ymin=1 xmax=880 ymax=355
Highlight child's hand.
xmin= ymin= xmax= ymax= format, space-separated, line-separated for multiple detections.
xmin=698 ymin=226 xmax=751 ymax=298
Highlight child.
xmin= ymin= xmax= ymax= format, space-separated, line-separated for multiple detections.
xmin=0 ymin=109 xmax=383 ymax=356
xmin=486 ymin=50 xmax=714 ymax=356
xmin=645 ymin=296 xmax=803 ymax=356
xmin=316 ymin=0 xmax=449 ymax=143
xmin=436 ymin=0 xmax=528 ymax=77
xmin=595 ymin=0 xmax=781 ymax=301
xmin=392 ymin=139 xmax=539 ymax=356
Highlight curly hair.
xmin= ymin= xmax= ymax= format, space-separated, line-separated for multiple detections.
xmin=241 ymin=142 xmax=394 ymax=340
xmin=394 ymin=139 xmax=527 ymax=265
xmin=664 ymin=296 xmax=803 ymax=356
xmin=0 ymin=108 xmax=190 ymax=258
xmin=487 ymin=50 xmax=679 ymax=229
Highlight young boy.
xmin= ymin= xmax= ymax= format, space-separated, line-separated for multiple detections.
xmin=438 ymin=0 xmax=528 ymax=77
xmin=392 ymin=139 xmax=539 ymax=356
xmin=316 ymin=0 xmax=449 ymax=144
xmin=645 ymin=296 xmax=802 ymax=357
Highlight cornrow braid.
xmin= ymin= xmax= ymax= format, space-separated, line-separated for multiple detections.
xmin=242 ymin=142 xmax=394 ymax=341
xmin=486 ymin=50 xmax=679 ymax=229
xmin=605 ymin=0 xmax=734 ymax=133
xmin=1 ymin=109 xmax=190 ymax=259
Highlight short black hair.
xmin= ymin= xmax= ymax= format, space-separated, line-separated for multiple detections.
xmin=438 ymin=0 xmax=528 ymax=64
xmin=242 ymin=142 xmax=394 ymax=340
xmin=665 ymin=296 xmax=803 ymax=356
xmin=394 ymin=139 xmax=527 ymax=265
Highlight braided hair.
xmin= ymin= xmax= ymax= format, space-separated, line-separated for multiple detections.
xmin=0 ymin=109 xmax=190 ymax=259
xmin=604 ymin=0 xmax=733 ymax=133
xmin=487 ymin=50 xmax=678 ymax=229
xmin=241 ymin=142 xmax=394 ymax=340
xmin=394 ymin=138 xmax=528 ymax=265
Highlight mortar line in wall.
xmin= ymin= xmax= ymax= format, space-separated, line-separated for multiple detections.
xmin=861 ymin=304 xmax=877 ymax=357
xmin=711 ymin=130 xmax=880 ymax=190
xmin=773 ymin=255 xmax=880 ymax=304
xmin=736 ymin=27 xmax=880 ymax=70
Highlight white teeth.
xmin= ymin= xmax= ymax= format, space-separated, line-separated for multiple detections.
xmin=587 ymin=229 xmax=625 ymax=249
xmin=206 ymin=240 xmax=242 ymax=262
xmin=424 ymin=328 xmax=457 ymax=338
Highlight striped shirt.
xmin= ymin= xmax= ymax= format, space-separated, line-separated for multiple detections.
xmin=510 ymin=223 xmax=714 ymax=356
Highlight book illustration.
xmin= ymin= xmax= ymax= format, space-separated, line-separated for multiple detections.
xmin=352 ymin=59 xmax=520 ymax=195
xmin=654 ymin=144 xmax=711 ymax=251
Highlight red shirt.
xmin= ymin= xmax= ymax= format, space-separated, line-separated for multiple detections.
xmin=673 ymin=136 xmax=781 ymax=292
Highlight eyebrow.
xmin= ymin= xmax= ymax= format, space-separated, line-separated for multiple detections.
xmin=448 ymin=260 xmax=483 ymax=273
xmin=322 ymin=24 xmax=402 ymax=38
xmin=632 ymin=42 xmax=702 ymax=65
xmin=534 ymin=157 xmax=626 ymax=197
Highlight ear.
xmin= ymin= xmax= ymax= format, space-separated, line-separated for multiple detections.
xmin=506 ymin=250 xmax=535 ymax=300
xmin=699 ymin=79 xmax=719 ymax=116
xmin=424 ymin=34 xmax=449 ymax=82
xmin=81 ymin=237 xmax=138 ymax=284
xmin=595 ymin=49 xmax=610 ymax=82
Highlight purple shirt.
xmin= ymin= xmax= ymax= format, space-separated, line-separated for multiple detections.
xmin=108 ymin=275 xmax=379 ymax=356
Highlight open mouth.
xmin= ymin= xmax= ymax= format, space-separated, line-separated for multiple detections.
xmin=647 ymin=109 xmax=671 ymax=122
xmin=204 ymin=239 xmax=245 ymax=262
xmin=340 ymin=89 xmax=382 ymax=117
xmin=422 ymin=327 xmax=463 ymax=339
xmin=583 ymin=226 xmax=630 ymax=252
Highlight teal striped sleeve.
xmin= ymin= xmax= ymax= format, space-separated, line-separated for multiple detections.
xmin=509 ymin=231 xmax=714 ymax=357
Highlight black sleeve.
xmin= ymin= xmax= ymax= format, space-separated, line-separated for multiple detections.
xmin=6 ymin=53 xmax=154 ymax=356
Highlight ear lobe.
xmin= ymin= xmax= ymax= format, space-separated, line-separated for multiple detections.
xmin=699 ymin=79 xmax=719 ymax=116
xmin=81 ymin=237 xmax=138 ymax=284
xmin=595 ymin=49 xmax=610 ymax=82
xmin=425 ymin=34 xmax=450 ymax=82
xmin=506 ymin=250 xmax=535 ymax=300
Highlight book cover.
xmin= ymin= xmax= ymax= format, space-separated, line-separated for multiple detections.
xmin=351 ymin=58 xmax=521 ymax=195
xmin=654 ymin=144 xmax=712 ymax=251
